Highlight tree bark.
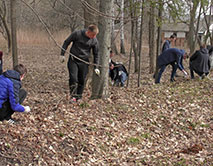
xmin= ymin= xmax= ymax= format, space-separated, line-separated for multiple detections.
xmin=0 ymin=0 xmax=11 ymax=52
xmin=120 ymin=0 xmax=125 ymax=54
xmin=91 ymin=0 xmax=113 ymax=99
xmin=137 ymin=0 xmax=144 ymax=87
xmin=10 ymin=0 xmax=18 ymax=67
xmin=111 ymin=4 xmax=118 ymax=54
xmin=188 ymin=1 xmax=199 ymax=55
xmin=154 ymin=0 xmax=163 ymax=78
xmin=148 ymin=1 xmax=156 ymax=74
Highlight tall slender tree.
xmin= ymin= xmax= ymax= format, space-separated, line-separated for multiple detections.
xmin=120 ymin=0 xmax=125 ymax=54
xmin=0 ymin=0 xmax=11 ymax=52
xmin=148 ymin=1 xmax=156 ymax=73
xmin=10 ymin=0 xmax=18 ymax=67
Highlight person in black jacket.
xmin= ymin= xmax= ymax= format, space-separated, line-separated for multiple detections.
xmin=0 ymin=51 xmax=3 ymax=75
xmin=190 ymin=45 xmax=211 ymax=79
xmin=109 ymin=51 xmax=128 ymax=87
xmin=161 ymin=34 xmax=176 ymax=53
xmin=60 ymin=24 xmax=100 ymax=102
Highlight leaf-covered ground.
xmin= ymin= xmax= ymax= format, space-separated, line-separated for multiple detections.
xmin=0 ymin=45 xmax=213 ymax=166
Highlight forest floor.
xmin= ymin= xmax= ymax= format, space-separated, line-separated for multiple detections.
xmin=0 ymin=45 xmax=213 ymax=166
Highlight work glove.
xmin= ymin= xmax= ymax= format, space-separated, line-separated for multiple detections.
xmin=182 ymin=70 xmax=188 ymax=77
xmin=94 ymin=68 xmax=100 ymax=76
xmin=60 ymin=56 xmax=65 ymax=63
xmin=23 ymin=106 xmax=31 ymax=113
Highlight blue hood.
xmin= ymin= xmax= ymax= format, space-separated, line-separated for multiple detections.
xmin=3 ymin=70 xmax=20 ymax=81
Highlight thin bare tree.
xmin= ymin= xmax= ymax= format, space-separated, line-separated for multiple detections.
xmin=10 ymin=0 xmax=18 ymax=67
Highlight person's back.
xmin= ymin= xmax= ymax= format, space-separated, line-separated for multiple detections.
xmin=0 ymin=70 xmax=24 ymax=112
xmin=158 ymin=48 xmax=184 ymax=67
xmin=190 ymin=48 xmax=210 ymax=74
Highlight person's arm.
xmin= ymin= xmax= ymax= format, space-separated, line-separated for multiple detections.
xmin=176 ymin=54 xmax=184 ymax=71
xmin=176 ymin=54 xmax=188 ymax=76
xmin=8 ymin=82 xmax=25 ymax=112
xmin=60 ymin=31 xmax=77 ymax=56
xmin=92 ymin=39 xmax=99 ymax=66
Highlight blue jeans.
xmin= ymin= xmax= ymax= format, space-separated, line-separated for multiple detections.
xmin=115 ymin=71 xmax=127 ymax=86
xmin=120 ymin=71 xmax=127 ymax=85
xmin=155 ymin=62 xmax=177 ymax=83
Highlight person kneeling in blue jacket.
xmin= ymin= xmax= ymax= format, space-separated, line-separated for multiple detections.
xmin=155 ymin=48 xmax=188 ymax=84
xmin=0 ymin=64 xmax=31 ymax=124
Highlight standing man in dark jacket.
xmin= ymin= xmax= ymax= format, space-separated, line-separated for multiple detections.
xmin=155 ymin=48 xmax=188 ymax=84
xmin=161 ymin=35 xmax=176 ymax=53
xmin=60 ymin=24 xmax=100 ymax=102
xmin=0 ymin=64 xmax=31 ymax=124
xmin=0 ymin=51 xmax=3 ymax=75
xmin=190 ymin=45 xmax=211 ymax=79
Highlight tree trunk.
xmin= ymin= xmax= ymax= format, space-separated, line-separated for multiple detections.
xmin=111 ymin=4 xmax=118 ymax=54
xmin=148 ymin=1 xmax=156 ymax=74
xmin=133 ymin=20 xmax=139 ymax=73
xmin=120 ymin=0 xmax=125 ymax=54
xmin=154 ymin=0 xmax=163 ymax=77
xmin=188 ymin=1 xmax=199 ymax=55
xmin=127 ymin=1 xmax=135 ymax=87
xmin=91 ymin=0 xmax=113 ymax=99
xmin=10 ymin=0 xmax=18 ymax=67
xmin=0 ymin=0 xmax=11 ymax=52
xmin=137 ymin=0 xmax=144 ymax=87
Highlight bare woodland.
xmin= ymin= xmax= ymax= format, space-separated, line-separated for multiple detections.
xmin=0 ymin=0 xmax=213 ymax=165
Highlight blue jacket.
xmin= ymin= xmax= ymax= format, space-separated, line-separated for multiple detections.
xmin=157 ymin=48 xmax=185 ymax=71
xmin=0 ymin=70 xmax=25 ymax=112
xmin=162 ymin=40 xmax=171 ymax=53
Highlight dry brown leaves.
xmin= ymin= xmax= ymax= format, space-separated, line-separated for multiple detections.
xmin=0 ymin=45 xmax=213 ymax=165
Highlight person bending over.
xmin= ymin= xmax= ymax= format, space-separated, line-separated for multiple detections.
xmin=155 ymin=48 xmax=188 ymax=84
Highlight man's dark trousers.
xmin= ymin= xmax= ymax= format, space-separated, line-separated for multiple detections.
xmin=155 ymin=62 xmax=178 ymax=83
xmin=67 ymin=56 xmax=89 ymax=99
xmin=0 ymin=89 xmax=27 ymax=121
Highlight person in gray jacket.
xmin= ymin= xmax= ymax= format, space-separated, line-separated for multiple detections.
xmin=190 ymin=45 xmax=211 ymax=79
xmin=60 ymin=24 xmax=100 ymax=102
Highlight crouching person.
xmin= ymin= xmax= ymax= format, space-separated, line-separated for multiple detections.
xmin=190 ymin=45 xmax=211 ymax=79
xmin=110 ymin=63 xmax=128 ymax=87
xmin=0 ymin=64 xmax=30 ymax=124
